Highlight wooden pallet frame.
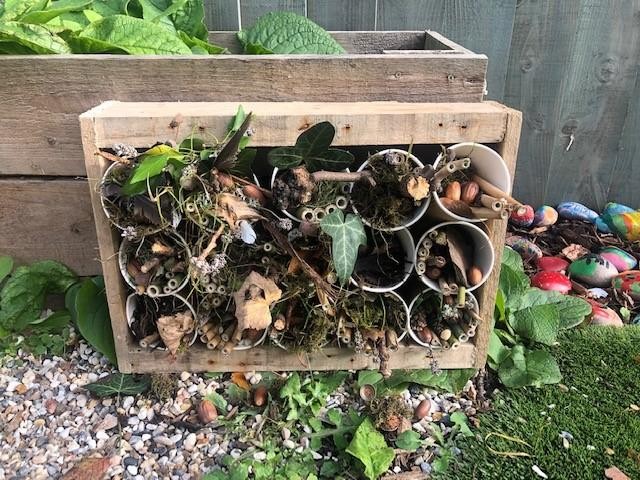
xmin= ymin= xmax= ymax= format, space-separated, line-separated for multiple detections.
xmin=80 ymin=101 xmax=521 ymax=373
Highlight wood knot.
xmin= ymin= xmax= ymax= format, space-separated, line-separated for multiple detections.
xmin=596 ymin=57 xmax=619 ymax=83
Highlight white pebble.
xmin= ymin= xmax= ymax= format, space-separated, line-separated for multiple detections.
xmin=127 ymin=465 xmax=139 ymax=476
xmin=253 ymin=452 xmax=267 ymax=461
xmin=283 ymin=440 xmax=295 ymax=449
xmin=281 ymin=428 xmax=291 ymax=440
xmin=311 ymin=451 xmax=322 ymax=460
xmin=180 ymin=372 xmax=190 ymax=382
xmin=184 ymin=433 xmax=197 ymax=451
xmin=122 ymin=397 xmax=134 ymax=410
xmin=393 ymin=466 xmax=401 ymax=473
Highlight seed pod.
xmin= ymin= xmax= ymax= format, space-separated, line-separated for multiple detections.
xmin=414 ymin=399 xmax=431 ymax=420
xmin=253 ymin=385 xmax=268 ymax=407
xmin=197 ymin=399 xmax=218 ymax=423
xmin=467 ymin=266 xmax=483 ymax=286
xmin=461 ymin=181 xmax=480 ymax=204
xmin=417 ymin=327 xmax=434 ymax=344
xmin=445 ymin=181 xmax=461 ymax=201
xmin=216 ymin=172 xmax=235 ymax=189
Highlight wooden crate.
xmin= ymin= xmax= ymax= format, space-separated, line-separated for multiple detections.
xmin=80 ymin=101 xmax=520 ymax=373
xmin=0 ymin=30 xmax=487 ymax=275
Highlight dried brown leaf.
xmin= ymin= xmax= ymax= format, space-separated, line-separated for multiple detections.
xmin=216 ymin=193 xmax=264 ymax=229
xmin=561 ymin=243 xmax=590 ymax=261
xmin=157 ymin=310 xmax=194 ymax=356
xmin=232 ymin=272 xmax=282 ymax=339
xmin=62 ymin=457 xmax=112 ymax=480
xmin=231 ymin=372 xmax=251 ymax=391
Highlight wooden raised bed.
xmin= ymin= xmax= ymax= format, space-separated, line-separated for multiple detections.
xmin=0 ymin=30 xmax=487 ymax=275
xmin=80 ymin=101 xmax=521 ymax=373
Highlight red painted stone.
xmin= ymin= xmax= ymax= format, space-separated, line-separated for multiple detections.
xmin=531 ymin=271 xmax=572 ymax=294
xmin=611 ymin=270 xmax=640 ymax=300
xmin=536 ymin=256 xmax=569 ymax=273
xmin=587 ymin=300 xmax=623 ymax=327
xmin=509 ymin=205 xmax=535 ymax=228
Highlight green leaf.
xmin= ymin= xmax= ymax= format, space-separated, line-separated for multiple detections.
xmin=230 ymin=148 xmax=256 ymax=179
xmin=395 ymin=430 xmax=422 ymax=451
xmin=238 ymin=12 xmax=345 ymax=54
xmin=206 ymin=391 xmax=228 ymax=411
xmin=83 ymin=9 xmax=103 ymax=22
xmin=0 ymin=261 xmax=76 ymax=331
xmin=319 ymin=210 xmax=367 ymax=285
xmin=357 ymin=370 xmax=383 ymax=387
xmin=30 ymin=310 xmax=71 ymax=332
xmin=510 ymin=288 xmax=591 ymax=330
xmin=449 ymin=411 xmax=474 ymax=437
xmin=319 ymin=462 xmax=341 ymax=478
xmin=0 ymin=21 xmax=71 ymax=54
xmin=170 ymin=0 xmax=207 ymax=40
xmin=267 ymin=146 xmax=304 ymax=169
xmin=502 ymin=246 xmax=525 ymax=272
xmin=509 ymin=303 xmax=559 ymax=345
xmin=0 ymin=256 xmax=13 ymax=284
xmin=85 ymin=373 xmax=151 ymax=397
xmin=229 ymin=105 xmax=247 ymax=132
xmin=202 ymin=470 xmax=227 ymax=480
xmin=227 ymin=383 xmax=248 ymax=404
xmin=306 ymin=148 xmax=354 ymax=173
xmin=137 ymin=0 xmax=178 ymax=32
xmin=295 ymin=122 xmax=336 ymax=158
xmin=487 ymin=330 xmax=511 ymax=370
xmin=499 ymin=263 xmax=530 ymax=304
xmin=178 ymin=30 xmax=226 ymax=54
xmin=346 ymin=417 xmax=395 ymax=480
xmin=91 ymin=0 xmax=130 ymax=17
xmin=382 ymin=368 xmax=475 ymax=394
xmin=45 ymin=12 xmax=90 ymax=33
xmin=1 ymin=0 xmax=48 ymax=21
xmin=74 ymin=278 xmax=117 ymax=365
xmin=498 ymin=345 xmax=562 ymax=388
xmin=77 ymin=15 xmax=192 ymax=54
xmin=229 ymin=463 xmax=249 ymax=480
xmin=19 ymin=0 xmax=92 ymax=24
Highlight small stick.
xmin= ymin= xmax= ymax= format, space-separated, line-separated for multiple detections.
xmin=479 ymin=194 xmax=505 ymax=212
xmin=470 ymin=206 xmax=509 ymax=220
xmin=311 ymin=170 xmax=375 ymax=186
xmin=385 ymin=329 xmax=399 ymax=351
xmin=141 ymin=257 xmax=161 ymax=274
xmin=273 ymin=313 xmax=286 ymax=332
xmin=151 ymin=242 xmax=174 ymax=256
xmin=97 ymin=150 xmax=130 ymax=165
xmin=433 ymin=158 xmax=471 ymax=185
xmin=198 ymin=224 xmax=226 ymax=262
xmin=139 ymin=332 xmax=160 ymax=348
xmin=471 ymin=174 xmax=522 ymax=206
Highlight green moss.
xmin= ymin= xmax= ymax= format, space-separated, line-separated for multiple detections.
xmin=149 ymin=373 xmax=178 ymax=402
xmin=439 ymin=327 xmax=640 ymax=479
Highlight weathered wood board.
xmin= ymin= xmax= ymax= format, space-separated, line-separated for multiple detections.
xmin=79 ymin=100 xmax=521 ymax=373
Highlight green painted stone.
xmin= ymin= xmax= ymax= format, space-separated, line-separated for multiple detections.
xmin=611 ymin=270 xmax=640 ymax=301
xmin=568 ymin=254 xmax=618 ymax=287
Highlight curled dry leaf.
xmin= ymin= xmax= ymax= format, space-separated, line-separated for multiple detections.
xmin=231 ymin=372 xmax=251 ymax=391
xmin=157 ymin=310 xmax=195 ymax=356
xmin=232 ymin=271 xmax=282 ymax=341
xmin=215 ymin=193 xmax=264 ymax=230
xmin=561 ymin=243 xmax=590 ymax=261
xmin=62 ymin=456 xmax=112 ymax=480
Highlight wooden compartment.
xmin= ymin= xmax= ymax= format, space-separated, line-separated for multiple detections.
xmin=79 ymin=101 xmax=520 ymax=373
xmin=0 ymin=30 xmax=487 ymax=275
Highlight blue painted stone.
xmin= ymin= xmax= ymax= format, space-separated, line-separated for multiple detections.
xmin=557 ymin=202 xmax=598 ymax=223
xmin=568 ymin=254 xmax=618 ymax=287
xmin=586 ymin=288 xmax=608 ymax=299
xmin=595 ymin=216 xmax=612 ymax=233
xmin=533 ymin=205 xmax=558 ymax=227
xmin=602 ymin=202 xmax=635 ymax=216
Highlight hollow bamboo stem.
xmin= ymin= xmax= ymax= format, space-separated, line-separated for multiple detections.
xmin=139 ymin=332 xmax=160 ymax=348
xmin=471 ymin=175 xmax=521 ymax=206
xmin=479 ymin=194 xmax=505 ymax=212
xmin=470 ymin=206 xmax=509 ymax=220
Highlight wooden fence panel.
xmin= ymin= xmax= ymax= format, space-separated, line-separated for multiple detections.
xmin=307 ymin=0 xmax=377 ymax=31
xmin=204 ymin=0 xmax=239 ymax=30
xmin=239 ymin=0 xmax=305 ymax=28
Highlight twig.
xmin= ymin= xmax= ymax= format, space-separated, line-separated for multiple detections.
xmin=198 ymin=224 xmax=225 ymax=261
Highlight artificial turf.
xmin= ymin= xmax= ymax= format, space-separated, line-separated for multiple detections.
xmin=440 ymin=327 xmax=640 ymax=479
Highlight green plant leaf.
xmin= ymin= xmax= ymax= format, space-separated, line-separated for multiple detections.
xmin=206 ymin=391 xmax=228 ymax=411
xmin=296 ymin=122 xmax=336 ymax=158
xmin=346 ymin=417 xmax=395 ymax=480
xmin=487 ymin=330 xmax=511 ymax=370
xmin=77 ymin=15 xmax=192 ymax=54
xmin=170 ymin=0 xmax=207 ymax=40
xmin=237 ymin=11 xmax=345 ymax=54
xmin=19 ymin=0 xmax=92 ymax=25
xmin=74 ymin=278 xmax=117 ymax=365
xmin=319 ymin=210 xmax=367 ymax=285
xmin=306 ymin=148 xmax=354 ymax=173
xmin=498 ymin=345 xmax=562 ymax=388
xmin=0 ymin=256 xmax=13 ymax=284
xmin=45 ymin=11 xmax=91 ymax=33
xmin=178 ymin=30 xmax=226 ymax=54
xmin=0 ymin=261 xmax=76 ymax=331
xmin=395 ymin=430 xmax=422 ymax=451
xmin=449 ymin=411 xmax=474 ymax=437
xmin=267 ymin=146 xmax=304 ymax=169
xmin=91 ymin=0 xmax=130 ymax=17
xmin=0 ymin=21 xmax=72 ymax=54
xmin=1 ymin=0 xmax=48 ymax=21
xmin=382 ymin=368 xmax=475 ymax=394
xmin=357 ymin=370 xmax=383 ymax=387
xmin=137 ymin=0 xmax=178 ymax=32
xmin=502 ymin=246 xmax=525 ymax=271
xmin=509 ymin=303 xmax=559 ymax=346
xmin=30 ymin=309 xmax=71 ymax=332
xmin=85 ymin=373 xmax=151 ymax=397
xmin=319 ymin=462 xmax=341 ymax=478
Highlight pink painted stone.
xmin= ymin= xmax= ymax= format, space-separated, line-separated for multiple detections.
xmin=531 ymin=271 xmax=572 ymax=294
xmin=587 ymin=300 xmax=623 ymax=327
xmin=536 ymin=256 xmax=569 ymax=273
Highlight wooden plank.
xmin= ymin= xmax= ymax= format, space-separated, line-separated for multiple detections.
xmin=607 ymin=65 xmax=640 ymax=206
xmin=474 ymin=107 xmax=521 ymax=368
xmin=239 ymin=0 xmax=305 ymax=29
xmin=377 ymin=0 xmax=517 ymax=100
xmin=203 ymin=0 xmax=239 ymax=31
xmin=307 ymin=0 xmax=377 ymax=31
xmin=541 ymin=1 xmax=640 ymax=209
xmin=85 ymin=101 xmax=508 ymax=149
xmin=0 ymin=53 xmax=486 ymax=177
xmin=0 ymin=179 xmax=99 ymax=276
xmin=123 ymin=344 xmax=475 ymax=373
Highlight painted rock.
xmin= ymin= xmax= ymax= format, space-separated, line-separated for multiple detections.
xmin=531 ymin=271 xmax=571 ymax=294
xmin=586 ymin=288 xmax=608 ymax=299
xmin=587 ymin=301 xmax=623 ymax=327
xmin=557 ymin=202 xmax=598 ymax=223
xmin=533 ymin=205 xmax=558 ymax=227
xmin=632 ymin=315 xmax=640 ymax=326
xmin=611 ymin=270 xmax=640 ymax=301
xmin=602 ymin=212 xmax=640 ymax=241
xmin=600 ymin=247 xmax=637 ymax=272
xmin=536 ymin=256 xmax=569 ymax=273
xmin=568 ymin=254 xmax=618 ymax=287
xmin=595 ymin=216 xmax=612 ymax=233
xmin=510 ymin=205 xmax=535 ymax=228
xmin=602 ymin=202 xmax=635 ymax=216
xmin=506 ymin=236 xmax=543 ymax=260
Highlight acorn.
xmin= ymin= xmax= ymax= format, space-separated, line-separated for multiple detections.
xmin=253 ymin=385 xmax=268 ymax=407
xmin=197 ymin=398 xmax=218 ymax=423
xmin=359 ymin=384 xmax=376 ymax=402
xmin=243 ymin=184 xmax=267 ymax=206
xmin=445 ymin=181 xmax=461 ymax=201
xmin=460 ymin=181 xmax=480 ymax=204
xmin=467 ymin=266 xmax=483 ymax=286
xmin=417 ymin=327 xmax=434 ymax=344
xmin=414 ymin=399 xmax=431 ymax=420
xmin=215 ymin=172 xmax=235 ymax=189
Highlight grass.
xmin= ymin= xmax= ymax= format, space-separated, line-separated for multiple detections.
xmin=440 ymin=327 xmax=640 ymax=479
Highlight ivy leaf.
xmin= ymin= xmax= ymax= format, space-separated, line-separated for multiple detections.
xmin=296 ymin=122 xmax=336 ymax=158
xmin=319 ymin=210 xmax=367 ymax=285
xmin=85 ymin=373 xmax=151 ymax=397
xmin=0 ymin=21 xmax=72 ymax=54
xmin=449 ymin=411 xmax=474 ymax=437
xmin=508 ymin=303 xmax=559 ymax=345
xmin=346 ymin=417 xmax=395 ymax=480
xmin=73 ymin=278 xmax=117 ymax=365
xmin=237 ymin=11 xmax=345 ymax=54
xmin=0 ymin=256 xmax=13 ymax=284
xmin=396 ymin=430 xmax=422 ymax=451
xmin=76 ymin=15 xmax=192 ymax=54
xmin=498 ymin=345 xmax=562 ymax=388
